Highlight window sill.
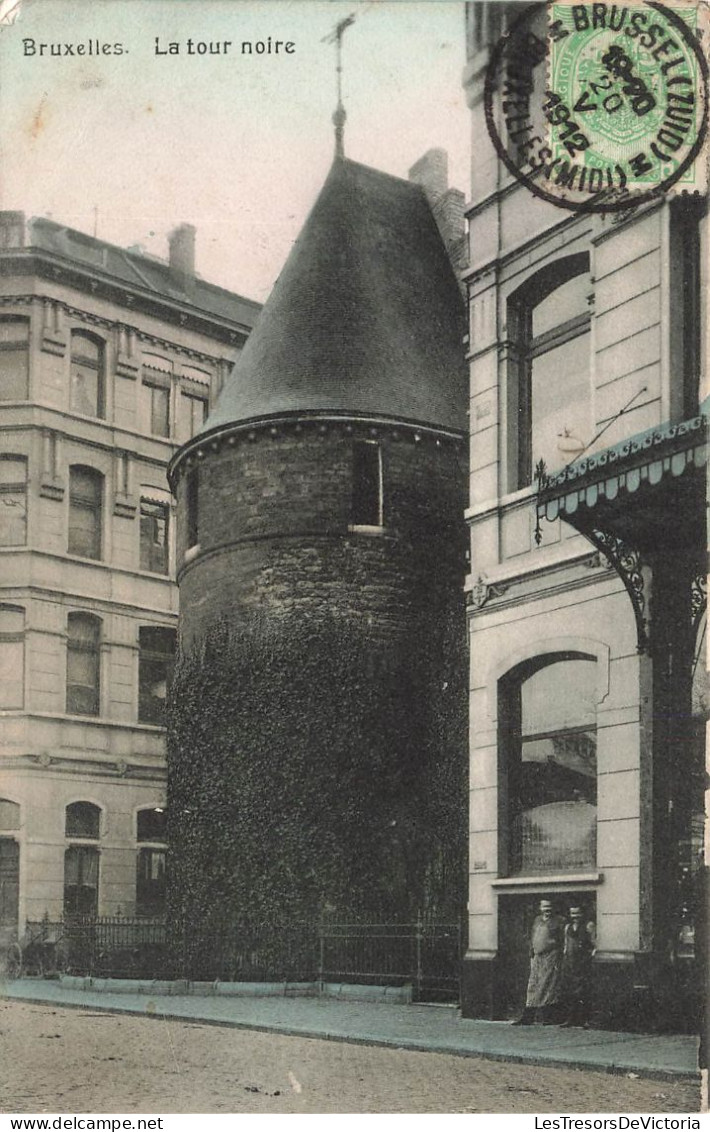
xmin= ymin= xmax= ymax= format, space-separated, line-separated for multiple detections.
xmin=491 ymin=872 xmax=603 ymax=889
xmin=348 ymin=524 xmax=384 ymax=536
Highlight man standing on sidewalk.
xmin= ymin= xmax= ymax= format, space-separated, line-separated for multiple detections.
xmin=560 ymin=905 xmax=596 ymax=1027
xmin=513 ymin=899 xmax=564 ymax=1025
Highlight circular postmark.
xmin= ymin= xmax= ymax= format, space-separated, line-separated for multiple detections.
xmin=484 ymin=2 xmax=708 ymax=212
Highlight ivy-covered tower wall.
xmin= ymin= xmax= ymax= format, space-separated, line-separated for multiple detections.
xmin=166 ymin=156 xmax=469 ymax=974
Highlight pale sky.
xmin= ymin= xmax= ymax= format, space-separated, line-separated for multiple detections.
xmin=0 ymin=0 xmax=469 ymax=302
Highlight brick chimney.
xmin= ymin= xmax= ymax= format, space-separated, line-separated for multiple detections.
xmin=408 ymin=148 xmax=448 ymax=204
xmin=408 ymin=151 xmax=466 ymax=278
xmin=168 ymin=223 xmax=196 ymax=290
xmin=0 ymin=212 xmax=26 ymax=248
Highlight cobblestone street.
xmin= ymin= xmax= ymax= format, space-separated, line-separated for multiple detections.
xmin=0 ymin=1001 xmax=701 ymax=1115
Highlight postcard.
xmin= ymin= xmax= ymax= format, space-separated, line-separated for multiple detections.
xmin=0 ymin=0 xmax=706 ymax=1119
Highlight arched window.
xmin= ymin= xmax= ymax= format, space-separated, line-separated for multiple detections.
xmin=508 ymin=255 xmax=591 ymax=489
xmin=138 ymin=626 xmax=176 ymax=724
xmin=65 ymin=801 xmax=101 ymax=839
xmin=0 ymin=798 xmax=20 ymax=831
xmin=70 ymin=331 xmax=105 ymax=418
xmin=0 ymin=455 xmax=27 ymax=547
xmin=0 ymin=605 xmax=24 ymax=709
xmin=66 ymin=612 xmax=101 ymax=716
xmin=136 ymin=806 xmax=167 ymax=917
xmin=500 ymin=653 xmax=597 ymax=875
xmin=0 ymin=317 xmax=30 ymax=401
xmin=68 ymin=466 xmax=103 ymax=559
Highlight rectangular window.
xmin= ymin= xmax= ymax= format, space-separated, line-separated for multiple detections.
xmin=140 ymin=500 xmax=169 ymax=575
xmin=351 ymin=441 xmax=382 ymax=527
xmin=178 ymin=391 xmax=208 ymax=441
xmin=0 ymin=456 xmax=27 ymax=547
xmin=66 ymin=614 xmax=101 ymax=716
xmin=150 ymin=384 xmax=170 ymax=437
xmin=186 ymin=470 xmax=199 ymax=549
xmin=138 ymin=626 xmax=176 ymax=725
xmin=68 ymin=467 xmax=102 ymax=560
xmin=0 ymin=606 xmax=24 ymax=709
xmin=70 ymin=333 xmax=105 ymax=419
xmin=64 ymin=845 xmax=99 ymax=916
xmin=0 ymin=318 xmax=29 ymax=401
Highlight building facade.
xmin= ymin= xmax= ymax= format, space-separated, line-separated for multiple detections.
xmin=462 ymin=4 xmax=707 ymax=1027
xmin=0 ymin=213 xmax=258 ymax=945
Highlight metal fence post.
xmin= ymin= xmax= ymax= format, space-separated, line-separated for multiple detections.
xmin=415 ymin=909 xmax=423 ymax=999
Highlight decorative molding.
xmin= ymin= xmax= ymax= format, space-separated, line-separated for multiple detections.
xmin=467 ymin=575 xmax=510 ymax=611
xmin=0 ymin=293 xmax=233 ymax=367
xmin=116 ymin=354 xmax=140 ymax=381
xmin=39 ymin=478 xmax=65 ymax=501
xmin=113 ymin=494 xmax=137 ymax=520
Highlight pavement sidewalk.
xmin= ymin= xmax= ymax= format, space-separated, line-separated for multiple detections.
xmin=2 ymin=978 xmax=699 ymax=1082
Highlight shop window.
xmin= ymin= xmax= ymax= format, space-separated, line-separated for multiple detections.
xmin=186 ymin=469 xmax=199 ymax=549
xmin=65 ymin=801 xmax=101 ymax=839
xmin=501 ymin=653 xmax=597 ymax=874
xmin=66 ymin=612 xmax=101 ymax=716
xmin=68 ymin=466 xmax=103 ymax=559
xmin=140 ymin=499 xmax=169 ymax=575
xmin=0 ymin=317 xmax=29 ymax=401
xmin=508 ymin=255 xmax=591 ymax=489
xmin=64 ymin=845 xmax=99 ymax=916
xmin=70 ymin=332 xmax=105 ymax=418
xmin=0 ymin=455 xmax=27 ymax=547
xmin=0 ymin=606 xmax=24 ymax=709
xmin=351 ymin=441 xmax=382 ymax=527
xmin=138 ymin=626 xmax=176 ymax=725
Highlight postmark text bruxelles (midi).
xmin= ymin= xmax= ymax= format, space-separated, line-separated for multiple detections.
xmin=485 ymin=2 xmax=708 ymax=212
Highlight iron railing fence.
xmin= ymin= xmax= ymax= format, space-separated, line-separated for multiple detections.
xmin=20 ymin=915 xmax=462 ymax=1000
xmin=318 ymin=919 xmax=461 ymax=1001
xmin=24 ymin=915 xmax=169 ymax=979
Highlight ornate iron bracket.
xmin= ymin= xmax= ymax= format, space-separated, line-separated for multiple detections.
xmin=691 ymin=570 xmax=707 ymax=635
xmin=585 ymin=529 xmax=650 ymax=654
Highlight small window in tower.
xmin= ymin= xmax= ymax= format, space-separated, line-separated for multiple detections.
xmin=186 ymin=469 xmax=199 ymax=549
xmin=351 ymin=441 xmax=382 ymax=528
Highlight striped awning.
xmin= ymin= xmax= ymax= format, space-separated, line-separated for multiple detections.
xmin=537 ymin=415 xmax=707 ymax=527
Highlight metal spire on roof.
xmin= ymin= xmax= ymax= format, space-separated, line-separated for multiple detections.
xmin=322 ymin=13 xmax=356 ymax=159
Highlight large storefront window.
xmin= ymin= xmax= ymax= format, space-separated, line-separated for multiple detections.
xmin=503 ymin=654 xmax=597 ymax=874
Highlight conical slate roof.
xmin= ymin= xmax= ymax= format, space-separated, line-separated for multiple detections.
xmin=199 ymin=158 xmax=467 ymax=437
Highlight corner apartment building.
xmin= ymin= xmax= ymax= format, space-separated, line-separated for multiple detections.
xmin=0 ymin=213 xmax=258 ymax=944
xmin=462 ymin=4 xmax=707 ymax=1028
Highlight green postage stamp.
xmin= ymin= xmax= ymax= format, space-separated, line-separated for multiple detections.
xmin=485 ymin=0 xmax=709 ymax=211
